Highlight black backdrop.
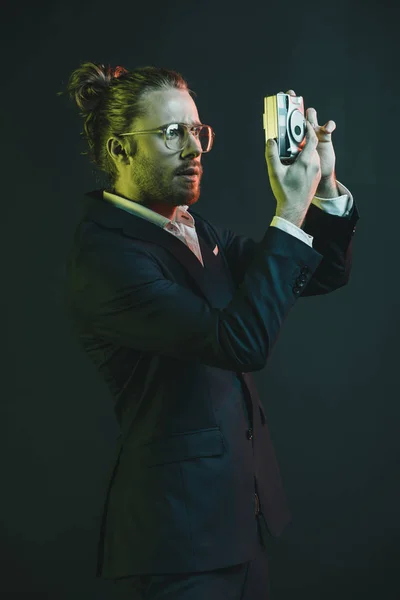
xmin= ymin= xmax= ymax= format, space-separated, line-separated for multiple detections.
xmin=1 ymin=0 xmax=398 ymax=598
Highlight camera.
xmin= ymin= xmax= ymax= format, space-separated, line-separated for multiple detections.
xmin=263 ymin=93 xmax=307 ymax=163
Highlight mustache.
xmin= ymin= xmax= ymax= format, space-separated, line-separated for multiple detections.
xmin=176 ymin=164 xmax=202 ymax=176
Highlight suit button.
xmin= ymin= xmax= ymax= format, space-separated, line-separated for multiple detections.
xmin=293 ymin=286 xmax=301 ymax=295
xmin=300 ymin=266 xmax=309 ymax=275
xmin=298 ymin=274 xmax=308 ymax=284
xmin=246 ymin=428 xmax=253 ymax=440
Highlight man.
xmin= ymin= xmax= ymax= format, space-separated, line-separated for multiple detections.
xmin=65 ymin=67 xmax=359 ymax=599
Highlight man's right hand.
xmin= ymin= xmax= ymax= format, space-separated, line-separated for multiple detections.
xmin=265 ymin=119 xmax=322 ymax=229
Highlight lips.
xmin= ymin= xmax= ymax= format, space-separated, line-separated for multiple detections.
xmin=177 ymin=168 xmax=200 ymax=176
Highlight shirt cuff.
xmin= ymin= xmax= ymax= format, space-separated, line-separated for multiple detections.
xmin=312 ymin=179 xmax=354 ymax=217
xmin=269 ymin=179 xmax=354 ymax=247
xmin=270 ymin=216 xmax=314 ymax=247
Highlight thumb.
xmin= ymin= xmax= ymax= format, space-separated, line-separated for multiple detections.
xmin=265 ymin=138 xmax=282 ymax=178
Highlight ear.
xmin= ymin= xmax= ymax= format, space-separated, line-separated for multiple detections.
xmin=107 ymin=136 xmax=130 ymax=165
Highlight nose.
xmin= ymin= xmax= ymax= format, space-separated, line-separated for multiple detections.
xmin=181 ymin=130 xmax=202 ymax=159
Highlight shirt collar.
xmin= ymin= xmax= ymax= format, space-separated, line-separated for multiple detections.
xmin=103 ymin=189 xmax=195 ymax=230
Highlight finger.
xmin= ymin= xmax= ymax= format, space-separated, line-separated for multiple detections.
xmin=323 ymin=120 xmax=336 ymax=134
xmin=298 ymin=120 xmax=318 ymax=163
xmin=306 ymin=107 xmax=319 ymax=128
xmin=265 ymin=138 xmax=283 ymax=179
xmin=285 ymin=89 xmax=296 ymax=96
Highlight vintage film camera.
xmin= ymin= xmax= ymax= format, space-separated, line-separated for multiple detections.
xmin=263 ymin=93 xmax=307 ymax=163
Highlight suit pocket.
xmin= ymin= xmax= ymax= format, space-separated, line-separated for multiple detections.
xmin=140 ymin=427 xmax=225 ymax=467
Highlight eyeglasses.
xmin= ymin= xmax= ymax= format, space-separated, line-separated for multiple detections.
xmin=116 ymin=122 xmax=215 ymax=153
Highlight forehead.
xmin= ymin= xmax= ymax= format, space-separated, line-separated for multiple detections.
xmin=140 ymin=88 xmax=200 ymax=127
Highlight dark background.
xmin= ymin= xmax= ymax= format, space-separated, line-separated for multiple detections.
xmin=2 ymin=0 xmax=398 ymax=597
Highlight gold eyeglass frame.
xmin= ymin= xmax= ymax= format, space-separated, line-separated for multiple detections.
xmin=116 ymin=122 xmax=215 ymax=153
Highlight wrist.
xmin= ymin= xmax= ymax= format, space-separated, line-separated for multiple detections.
xmin=275 ymin=209 xmax=306 ymax=229
xmin=316 ymin=175 xmax=340 ymax=198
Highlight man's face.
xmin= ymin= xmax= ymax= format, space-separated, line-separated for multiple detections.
xmin=113 ymin=87 xmax=204 ymax=219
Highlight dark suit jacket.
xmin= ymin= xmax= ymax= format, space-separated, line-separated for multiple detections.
xmin=66 ymin=190 xmax=359 ymax=579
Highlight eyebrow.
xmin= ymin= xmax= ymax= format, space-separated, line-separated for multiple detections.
xmin=161 ymin=120 xmax=203 ymax=128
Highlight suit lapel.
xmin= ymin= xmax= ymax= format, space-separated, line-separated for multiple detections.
xmin=82 ymin=190 xmax=235 ymax=310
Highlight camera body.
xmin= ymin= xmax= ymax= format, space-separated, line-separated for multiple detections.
xmin=263 ymin=93 xmax=307 ymax=162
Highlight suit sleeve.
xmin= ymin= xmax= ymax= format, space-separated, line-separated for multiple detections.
xmin=68 ymin=223 xmax=325 ymax=372
xmin=201 ymin=198 xmax=360 ymax=297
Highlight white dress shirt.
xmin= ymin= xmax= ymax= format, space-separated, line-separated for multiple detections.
xmin=102 ymin=180 xmax=354 ymax=268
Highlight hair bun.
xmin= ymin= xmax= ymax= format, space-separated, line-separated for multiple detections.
xmin=58 ymin=61 xmax=130 ymax=115
xmin=66 ymin=61 xmax=127 ymax=114
xmin=77 ymin=62 xmax=112 ymax=113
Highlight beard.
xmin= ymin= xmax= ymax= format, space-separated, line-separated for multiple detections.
xmin=132 ymin=153 xmax=201 ymax=209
